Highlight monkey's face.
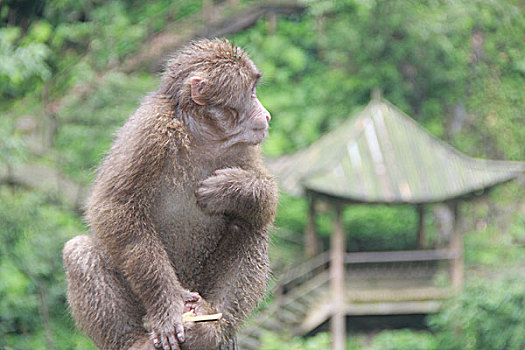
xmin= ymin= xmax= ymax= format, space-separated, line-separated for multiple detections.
xmin=227 ymin=74 xmax=271 ymax=146
xmin=189 ymin=64 xmax=271 ymax=148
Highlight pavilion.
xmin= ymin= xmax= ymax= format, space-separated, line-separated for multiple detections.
xmin=266 ymin=93 xmax=525 ymax=350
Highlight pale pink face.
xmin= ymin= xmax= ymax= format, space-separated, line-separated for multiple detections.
xmin=190 ymin=63 xmax=271 ymax=148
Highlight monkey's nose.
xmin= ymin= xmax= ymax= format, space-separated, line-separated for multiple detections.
xmin=266 ymin=114 xmax=271 ymax=123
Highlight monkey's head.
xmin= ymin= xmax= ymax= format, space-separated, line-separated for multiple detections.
xmin=160 ymin=39 xmax=271 ymax=149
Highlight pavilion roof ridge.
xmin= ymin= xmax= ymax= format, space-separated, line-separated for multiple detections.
xmin=266 ymin=97 xmax=525 ymax=203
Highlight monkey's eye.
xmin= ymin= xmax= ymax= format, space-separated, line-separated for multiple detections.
xmin=251 ymin=86 xmax=257 ymax=98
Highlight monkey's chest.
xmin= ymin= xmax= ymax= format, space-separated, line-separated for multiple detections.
xmin=153 ymin=190 xmax=230 ymax=288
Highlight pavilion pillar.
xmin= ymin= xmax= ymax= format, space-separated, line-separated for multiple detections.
xmin=305 ymin=196 xmax=319 ymax=258
xmin=417 ymin=204 xmax=425 ymax=248
xmin=449 ymin=201 xmax=464 ymax=290
xmin=331 ymin=205 xmax=346 ymax=350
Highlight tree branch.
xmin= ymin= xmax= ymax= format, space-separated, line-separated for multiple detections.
xmin=0 ymin=163 xmax=88 ymax=211
xmin=123 ymin=1 xmax=306 ymax=73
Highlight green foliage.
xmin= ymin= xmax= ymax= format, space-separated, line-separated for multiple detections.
xmin=369 ymin=330 xmax=437 ymax=350
xmin=276 ymin=200 xmax=422 ymax=251
xmin=231 ymin=0 xmax=525 ymax=161
xmin=0 ymin=188 xmax=88 ymax=349
xmin=0 ymin=0 xmax=524 ymax=348
xmin=260 ymin=331 xmax=331 ymax=350
xmin=0 ymin=27 xmax=51 ymax=98
xmin=343 ymin=205 xmax=420 ymax=251
xmin=260 ymin=330 xmax=437 ymax=350
xmin=465 ymin=218 xmax=525 ymax=268
xmin=54 ymin=72 xmax=158 ymax=182
xmin=274 ymin=193 xmax=308 ymax=235
xmin=1 ymin=0 xmax=201 ymax=103
xmin=462 ymin=183 xmax=525 ymax=267
xmin=0 ymin=117 xmax=27 ymax=165
xmin=233 ymin=17 xmax=333 ymax=154
xmin=429 ymin=275 xmax=525 ymax=350
xmin=87 ymin=3 xmax=146 ymax=69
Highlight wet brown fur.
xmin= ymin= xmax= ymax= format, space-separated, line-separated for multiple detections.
xmin=63 ymin=39 xmax=278 ymax=350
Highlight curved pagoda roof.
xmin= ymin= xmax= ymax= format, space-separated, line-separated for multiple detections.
xmin=267 ymin=98 xmax=525 ymax=204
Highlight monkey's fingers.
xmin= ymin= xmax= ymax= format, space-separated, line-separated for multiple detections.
xmin=175 ymin=322 xmax=185 ymax=343
xmin=150 ymin=331 xmax=162 ymax=349
xmin=152 ymin=330 xmax=170 ymax=350
xmin=183 ymin=292 xmax=201 ymax=313
xmin=152 ymin=329 xmax=181 ymax=350
xmin=151 ymin=335 xmax=161 ymax=349
xmin=168 ymin=331 xmax=179 ymax=350
xmin=186 ymin=291 xmax=201 ymax=302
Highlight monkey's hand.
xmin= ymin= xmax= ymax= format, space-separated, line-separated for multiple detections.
xmin=195 ymin=168 xmax=247 ymax=215
xmin=196 ymin=167 xmax=278 ymax=227
xmin=149 ymin=291 xmax=200 ymax=350
xmin=181 ymin=298 xmax=223 ymax=349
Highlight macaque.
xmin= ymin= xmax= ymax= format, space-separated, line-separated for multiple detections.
xmin=63 ymin=38 xmax=278 ymax=350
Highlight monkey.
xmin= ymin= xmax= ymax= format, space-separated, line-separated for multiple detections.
xmin=62 ymin=38 xmax=278 ymax=350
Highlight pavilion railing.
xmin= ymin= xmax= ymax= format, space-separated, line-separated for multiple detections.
xmin=239 ymin=248 xmax=457 ymax=348
xmin=344 ymin=249 xmax=458 ymax=264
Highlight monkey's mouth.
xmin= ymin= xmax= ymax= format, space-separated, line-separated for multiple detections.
xmin=253 ymin=128 xmax=268 ymax=143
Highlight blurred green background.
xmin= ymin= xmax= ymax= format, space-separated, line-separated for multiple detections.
xmin=1 ymin=0 xmax=524 ymax=349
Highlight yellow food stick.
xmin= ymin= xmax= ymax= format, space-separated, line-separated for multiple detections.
xmin=182 ymin=311 xmax=223 ymax=323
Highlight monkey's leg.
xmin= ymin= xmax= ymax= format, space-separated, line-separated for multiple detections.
xmin=63 ymin=235 xmax=150 ymax=350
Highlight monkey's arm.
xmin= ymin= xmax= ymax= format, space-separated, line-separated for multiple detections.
xmin=192 ymin=167 xmax=275 ymax=348
xmin=195 ymin=167 xmax=279 ymax=228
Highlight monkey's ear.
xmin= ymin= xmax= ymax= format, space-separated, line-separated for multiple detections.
xmin=190 ymin=76 xmax=207 ymax=106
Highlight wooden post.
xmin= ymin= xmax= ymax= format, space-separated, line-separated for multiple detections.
xmin=330 ymin=205 xmax=346 ymax=350
xmin=449 ymin=201 xmax=463 ymax=290
xmin=417 ymin=204 xmax=425 ymax=248
xmin=305 ymin=196 xmax=319 ymax=258
xmin=371 ymin=88 xmax=382 ymax=100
